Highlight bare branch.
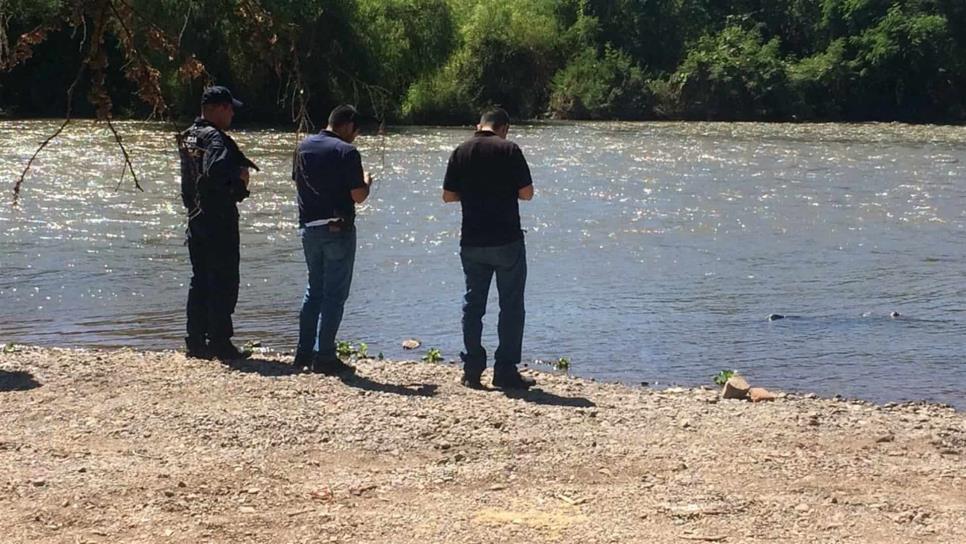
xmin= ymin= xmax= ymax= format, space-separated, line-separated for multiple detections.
xmin=12 ymin=55 xmax=87 ymax=206
xmin=12 ymin=118 xmax=71 ymax=206
xmin=107 ymin=117 xmax=142 ymax=193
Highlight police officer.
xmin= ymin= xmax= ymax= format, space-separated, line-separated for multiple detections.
xmin=178 ymin=86 xmax=258 ymax=361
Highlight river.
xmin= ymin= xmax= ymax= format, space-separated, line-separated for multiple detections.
xmin=1 ymin=120 xmax=964 ymax=408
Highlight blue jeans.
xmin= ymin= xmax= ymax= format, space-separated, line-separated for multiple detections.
xmin=460 ymin=239 xmax=527 ymax=378
xmin=297 ymin=225 xmax=356 ymax=359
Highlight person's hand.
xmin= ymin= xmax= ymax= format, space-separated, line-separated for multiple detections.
xmin=364 ymin=171 xmax=374 ymax=186
xmin=240 ymin=167 xmax=250 ymax=189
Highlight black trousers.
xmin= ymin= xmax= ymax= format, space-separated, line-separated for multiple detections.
xmin=186 ymin=212 xmax=240 ymax=343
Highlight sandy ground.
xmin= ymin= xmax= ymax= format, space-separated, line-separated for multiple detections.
xmin=1 ymin=346 xmax=964 ymax=543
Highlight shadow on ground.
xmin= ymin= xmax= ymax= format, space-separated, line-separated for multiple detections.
xmin=340 ymin=373 xmax=438 ymax=397
xmin=502 ymin=387 xmax=595 ymax=408
xmin=227 ymin=358 xmax=438 ymax=397
xmin=228 ymin=358 xmax=304 ymax=377
xmin=0 ymin=370 xmax=42 ymax=392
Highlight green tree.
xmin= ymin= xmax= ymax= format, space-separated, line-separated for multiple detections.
xmin=404 ymin=0 xmax=566 ymax=121
xmin=847 ymin=5 xmax=958 ymax=119
xmin=658 ymin=25 xmax=790 ymax=120
xmin=357 ymin=0 xmax=456 ymax=106
xmin=549 ymin=46 xmax=649 ymax=119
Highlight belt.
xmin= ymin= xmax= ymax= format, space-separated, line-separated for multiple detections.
xmin=303 ymin=220 xmax=349 ymax=232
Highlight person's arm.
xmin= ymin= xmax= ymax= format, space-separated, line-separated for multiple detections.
xmin=442 ymin=148 xmax=461 ymax=203
xmin=203 ymin=133 xmax=249 ymax=202
xmin=513 ymin=145 xmax=534 ymax=201
xmin=347 ymin=149 xmax=371 ymax=204
xmin=351 ymin=172 xmax=373 ymax=203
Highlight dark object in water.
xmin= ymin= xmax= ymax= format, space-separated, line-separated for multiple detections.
xmin=890 ymin=311 xmax=901 ymax=318
xmin=768 ymin=314 xmax=785 ymax=321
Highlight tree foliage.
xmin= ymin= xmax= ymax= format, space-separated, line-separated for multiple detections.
xmin=1 ymin=0 xmax=964 ymax=123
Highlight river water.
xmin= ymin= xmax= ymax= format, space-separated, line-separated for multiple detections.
xmin=1 ymin=120 xmax=964 ymax=408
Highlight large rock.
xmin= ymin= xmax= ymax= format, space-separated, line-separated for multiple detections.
xmin=749 ymin=387 xmax=777 ymax=402
xmin=721 ymin=376 xmax=750 ymax=400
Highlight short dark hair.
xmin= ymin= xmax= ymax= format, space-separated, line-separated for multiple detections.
xmin=328 ymin=105 xmax=359 ymax=129
xmin=480 ymin=108 xmax=510 ymax=129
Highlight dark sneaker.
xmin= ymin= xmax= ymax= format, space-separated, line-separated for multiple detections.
xmin=311 ymin=356 xmax=355 ymax=376
xmin=293 ymin=351 xmax=314 ymax=369
xmin=185 ymin=337 xmax=211 ymax=360
xmin=209 ymin=341 xmax=251 ymax=361
xmin=492 ymin=371 xmax=535 ymax=390
xmin=461 ymin=372 xmax=484 ymax=390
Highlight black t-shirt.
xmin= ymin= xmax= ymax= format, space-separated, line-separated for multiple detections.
xmin=443 ymin=131 xmax=533 ymax=247
xmin=293 ymin=130 xmax=366 ymax=227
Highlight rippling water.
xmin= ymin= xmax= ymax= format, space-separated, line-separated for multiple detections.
xmin=2 ymin=120 xmax=965 ymax=407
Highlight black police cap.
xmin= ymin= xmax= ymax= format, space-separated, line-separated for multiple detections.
xmin=202 ymin=86 xmax=243 ymax=108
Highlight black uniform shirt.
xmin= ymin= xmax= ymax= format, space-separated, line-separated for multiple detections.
xmin=179 ymin=118 xmax=254 ymax=216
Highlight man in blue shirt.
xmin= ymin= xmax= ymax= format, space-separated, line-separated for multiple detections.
xmin=292 ymin=105 xmax=372 ymax=374
xmin=443 ymin=108 xmax=536 ymax=390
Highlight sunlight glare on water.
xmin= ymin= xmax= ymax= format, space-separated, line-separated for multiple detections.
xmin=1 ymin=120 xmax=965 ymax=407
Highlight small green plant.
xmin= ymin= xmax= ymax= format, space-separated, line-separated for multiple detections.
xmin=377 ymin=352 xmax=385 ymax=361
xmin=553 ymin=357 xmax=571 ymax=371
xmin=422 ymin=348 xmax=443 ymax=363
xmin=714 ymin=369 xmax=737 ymax=386
xmin=336 ymin=340 xmax=355 ymax=359
xmin=2 ymin=342 xmax=19 ymax=353
xmin=336 ymin=341 xmax=373 ymax=360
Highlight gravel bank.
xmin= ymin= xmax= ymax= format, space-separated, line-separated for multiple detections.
xmin=1 ymin=347 xmax=964 ymax=543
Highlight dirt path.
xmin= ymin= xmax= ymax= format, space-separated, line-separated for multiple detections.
xmin=1 ymin=347 xmax=964 ymax=543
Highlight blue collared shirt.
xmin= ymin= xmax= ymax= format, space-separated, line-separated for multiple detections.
xmin=293 ymin=130 xmax=366 ymax=227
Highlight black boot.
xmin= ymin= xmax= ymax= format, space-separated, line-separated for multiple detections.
xmin=185 ymin=336 xmax=211 ymax=360
xmin=293 ymin=350 xmax=314 ymax=370
xmin=460 ymin=371 xmax=484 ymax=390
xmin=492 ymin=370 xmax=535 ymax=390
xmin=311 ymin=355 xmax=355 ymax=376
xmin=209 ymin=339 xmax=251 ymax=361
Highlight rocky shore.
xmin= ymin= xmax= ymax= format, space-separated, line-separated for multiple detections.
xmin=1 ymin=346 xmax=964 ymax=543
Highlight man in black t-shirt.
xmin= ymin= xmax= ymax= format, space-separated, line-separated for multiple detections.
xmin=443 ymin=108 xmax=536 ymax=390
xmin=292 ymin=105 xmax=372 ymax=374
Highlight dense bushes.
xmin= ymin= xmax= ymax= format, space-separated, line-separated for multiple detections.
xmin=549 ymin=46 xmax=649 ymax=120
xmin=403 ymin=0 xmax=565 ymax=122
xmin=1 ymin=0 xmax=964 ymax=123
xmin=660 ymin=26 xmax=790 ymax=121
